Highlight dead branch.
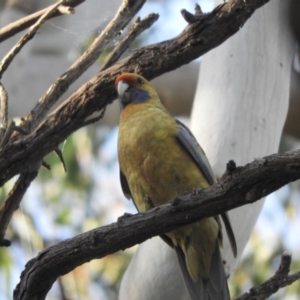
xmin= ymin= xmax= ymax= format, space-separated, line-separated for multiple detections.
xmin=0 ymin=82 xmax=8 ymax=130
xmin=0 ymin=0 xmax=85 ymax=43
xmin=22 ymin=0 xmax=147 ymax=132
xmin=1 ymin=0 xmax=292 ymax=299
xmin=100 ymin=13 xmax=159 ymax=71
xmin=235 ymin=253 xmax=300 ymax=300
xmin=0 ymin=0 xmax=67 ymax=79
xmin=13 ymin=149 xmax=300 ymax=299
xmin=0 ymin=0 xmax=151 ymax=245
xmin=0 ymin=170 xmax=38 ymax=247
xmin=0 ymin=0 xmax=270 ymax=187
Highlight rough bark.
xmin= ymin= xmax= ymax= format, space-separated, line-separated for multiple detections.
xmin=13 ymin=149 xmax=300 ymax=299
xmin=0 ymin=0 xmax=270 ymax=186
xmin=118 ymin=0 xmax=294 ymax=299
xmin=1 ymin=0 xmax=295 ymax=299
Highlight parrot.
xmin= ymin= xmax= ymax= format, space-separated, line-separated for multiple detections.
xmin=116 ymin=73 xmax=237 ymax=300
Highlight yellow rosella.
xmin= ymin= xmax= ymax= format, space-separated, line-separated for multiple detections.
xmin=116 ymin=73 xmax=237 ymax=300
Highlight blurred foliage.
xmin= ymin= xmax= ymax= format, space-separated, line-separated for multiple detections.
xmin=0 ymin=126 xmax=136 ymax=299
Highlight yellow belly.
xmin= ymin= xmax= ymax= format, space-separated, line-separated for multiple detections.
xmin=118 ymin=103 xmax=220 ymax=280
xmin=118 ymin=105 xmax=209 ymax=211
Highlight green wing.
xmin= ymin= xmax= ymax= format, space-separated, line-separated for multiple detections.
xmin=176 ymin=119 xmax=237 ymax=258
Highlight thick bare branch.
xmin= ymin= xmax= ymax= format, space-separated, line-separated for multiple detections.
xmin=0 ymin=0 xmax=85 ymax=43
xmin=0 ymin=0 xmax=270 ymax=186
xmin=13 ymin=149 xmax=300 ymax=299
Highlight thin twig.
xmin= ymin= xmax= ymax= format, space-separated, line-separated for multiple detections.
xmin=54 ymin=148 xmax=67 ymax=172
xmin=0 ymin=170 xmax=38 ymax=247
xmin=0 ymin=120 xmax=15 ymax=148
xmin=0 ymin=0 xmax=66 ymax=79
xmin=57 ymin=5 xmax=75 ymax=15
xmin=42 ymin=160 xmax=51 ymax=170
xmin=0 ymin=0 xmax=84 ymax=43
xmin=235 ymin=253 xmax=300 ymax=300
xmin=22 ymin=0 xmax=147 ymax=133
xmin=0 ymin=82 xmax=8 ymax=129
xmin=0 ymin=120 xmax=29 ymax=148
xmin=101 ymin=13 xmax=159 ymax=71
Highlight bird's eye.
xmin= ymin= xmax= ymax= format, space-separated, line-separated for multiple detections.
xmin=136 ymin=78 xmax=144 ymax=85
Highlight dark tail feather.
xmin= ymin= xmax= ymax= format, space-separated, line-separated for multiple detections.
xmin=221 ymin=212 xmax=237 ymax=258
xmin=175 ymin=245 xmax=231 ymax=300
xmin=207 ymin=244 xmax=231 ymax=300
xmin=174 ymin=246 xmax=208 ymax=300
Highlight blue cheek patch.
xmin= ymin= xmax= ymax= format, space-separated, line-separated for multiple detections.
xmin=130 ymin=89 xmax=150 ymax=103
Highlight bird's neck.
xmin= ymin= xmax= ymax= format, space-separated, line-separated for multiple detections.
xmin=120 ymin=101 xmax=169 ymax=122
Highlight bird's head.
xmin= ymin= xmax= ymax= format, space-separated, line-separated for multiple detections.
xmin=115 ymin=73 xmax=159 ymax=109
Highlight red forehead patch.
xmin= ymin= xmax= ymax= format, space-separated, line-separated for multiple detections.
xmin=115 ymin=73 xmax=135 ymax=87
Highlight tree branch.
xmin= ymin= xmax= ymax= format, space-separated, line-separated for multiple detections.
xmin=235 ymin=253 xmax=300 ymax=300
xmin=0 ymin=0 xmax=68 ymax=79
xmin=0 ymin=170 xmax=38 ymax=247
xmin=21 ymin=0 xmax=147 ymax=132
xmin=0 ymin=0 xmax=151 ymax=243
xmin=100 ymin=13 xmax=159 ymax=71
xmin=0 ymin=0 xmax=85 ymax=43
xmin=0 ymin=120 xmax=17 ymax=148
xmin=13 ymin=149 xmax=300 ymax=299
xmin=0 ymin=82 xmax=8 ymax=131
xmin=0 ymin=0 xmax=271 ymax=186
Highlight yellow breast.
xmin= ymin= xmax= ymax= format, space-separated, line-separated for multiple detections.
xmin=118 ymin=103 xmax=209 ymax=212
